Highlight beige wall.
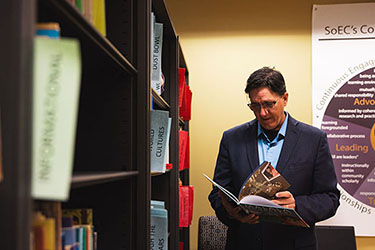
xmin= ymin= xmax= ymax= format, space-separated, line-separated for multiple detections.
xmin=165 ymin=0 xmax=375 ymax=249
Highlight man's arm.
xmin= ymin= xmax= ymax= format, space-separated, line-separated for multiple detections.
xmin=208 ymin=132 xmax=259 ymax=226
xmin=208 ymin=133 xmax=238 ymax=226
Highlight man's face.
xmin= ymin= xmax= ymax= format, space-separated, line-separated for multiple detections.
xmin=248 ymin=87 xmax=288 ymax=131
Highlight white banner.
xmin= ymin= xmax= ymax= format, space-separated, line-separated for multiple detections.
xmin=312 ymin=3 xmax=375 ymax=236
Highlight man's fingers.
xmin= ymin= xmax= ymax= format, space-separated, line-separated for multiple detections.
xmin=240 ymin=214 xmax=259 ymax=224
xmin=276 ymin=191 xmax=292 ymax=198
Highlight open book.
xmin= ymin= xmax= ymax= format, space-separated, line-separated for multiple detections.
xmin=204 ymin=161 xmax=309 ymax=228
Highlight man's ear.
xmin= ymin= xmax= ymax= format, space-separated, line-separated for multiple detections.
xmin=282 ymin=93 xmax=289 ymax=106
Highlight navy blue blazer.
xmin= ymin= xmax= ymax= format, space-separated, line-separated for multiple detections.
xmin=208 ymin=115 xmax=340 ymax=250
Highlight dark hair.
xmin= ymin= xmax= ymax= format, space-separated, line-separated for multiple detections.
xmin=244 ymin=67 xmax=286 ymax=96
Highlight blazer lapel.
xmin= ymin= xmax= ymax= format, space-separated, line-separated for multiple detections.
xmin=276 ymin=115 xmax=300 ymax=174
xmin=245 ymin=119 xmax=259 ymax=173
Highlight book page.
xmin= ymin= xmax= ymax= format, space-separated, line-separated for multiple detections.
xmin=239 ymin=195 xmax=282 ymax=208
xmin=203 ymin=174 xmax=239 ymax=204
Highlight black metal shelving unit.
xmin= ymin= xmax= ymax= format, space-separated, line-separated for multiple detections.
xmin=0 ymin=0 xmax=189 ymax=249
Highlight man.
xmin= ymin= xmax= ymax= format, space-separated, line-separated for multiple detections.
xmin=208 ymin=67 xmax=340 ymax=250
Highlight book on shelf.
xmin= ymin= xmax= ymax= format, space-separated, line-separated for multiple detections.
xmin=92 ymin=0 xmax=106 ymax=36
xmin=34 ymin=201 xmax=63 ymax=250
xmin=179 ymin=185 xmax=194 ymax=228
xmin=163 ymin=117 xmax=172 ymax=169
xmin=31 ymin=37 xmax=82 ymax=201
xmin=203 ymin=161 xmax=309 ymax=228
xmin=36 ymin=22 xmax=60 ymax=39
xmin=66 ymin=0 xmax=106 ymax=36
xmin=178 ymin=130 xmax=189 ymax=171
xmin=178 ymin=68 xmax=186 ymax=109
xmin=32 ymin=211 xmax=56 ymax=250
xmin=150 ymin=12 xmax=155 ymax=94
xmin=62 ymin=216 xmax=77 ymax=250
xmin=180 ymin=84 xmax=192 ymax=121
xmin=150 ymin=110 xmax=171 ymax=173
xmin=151 ymin=19 xmax=163 ymax=95
xmin=74 ymin=0 xmax=83 ymax=12
xmin=151 ymin=200 xmax=168 ymax=250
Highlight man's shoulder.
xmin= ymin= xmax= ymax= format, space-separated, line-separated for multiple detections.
xmin=223 ymin=120 xmax=256 ymax=136
xmin=290 ymin=116 xmax=325 ymax=136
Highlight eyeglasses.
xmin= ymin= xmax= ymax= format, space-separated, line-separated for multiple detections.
xmin=247 ymin=97 xmax=281 ymax=111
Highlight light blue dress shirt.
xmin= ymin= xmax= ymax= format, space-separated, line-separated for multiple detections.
xmin=257 ymin=112 xmax=289 ymax=168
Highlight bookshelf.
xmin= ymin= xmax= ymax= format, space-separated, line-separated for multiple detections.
xmin=0 ymin=0 xmax=190 ymax=249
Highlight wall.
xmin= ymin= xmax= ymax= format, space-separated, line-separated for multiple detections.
xmin=165 ymin=0 xmax=375 ymax=249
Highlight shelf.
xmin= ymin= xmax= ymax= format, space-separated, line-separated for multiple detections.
xmin=40 ymin=0 xmax=137 ymax=75
xmin=152 ymin=89 xmax=185 ymax=124
xmin=151 ymin=168 xmax=172 ymax=177
xmin=71 ymin=171 xmax=139 ymax=188
xmin=152 ymin=88 xmax=170 ymax=109
xmin=152 ymin=0 xmax=177 ymax=40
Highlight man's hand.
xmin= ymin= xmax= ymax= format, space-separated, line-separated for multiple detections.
xmin=219 ymin=191 xmax=259 ymax=224
xmin=271 ymin=191 xmax=296 ymax=209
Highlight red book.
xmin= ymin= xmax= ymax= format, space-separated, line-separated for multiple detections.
xmin=32 ymin=225 xmax=45 ymax=250
xmin=180 ymin=85 xmax=192 ymax=121
xmin=188 ymin=186 xmax=194 ymax=224
xmin=184 ymin=133 xmax=190 ymax=170
xmin=179 ymin=185 xmax=194 ymax=227
xmin=178 ymin=68 xmax=186 ymax=108
xmin=179 ymin=131 xmax=189 ymax=171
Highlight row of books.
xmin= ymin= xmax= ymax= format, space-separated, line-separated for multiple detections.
xmin=66 ymin=0 xmax=106 ymax=36
xmin=32 ymin=203 xmax=97 ymax=250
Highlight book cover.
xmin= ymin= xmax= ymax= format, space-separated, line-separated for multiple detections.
xmin=35 ymin=201 xmax=62 ymax=250
xmin=32 ymin=224 xmax=46 ymax=250
xmin=62 ymin=216 xmax=78 ymax=250
xmin=150 ymin=12 xmax=155 ymax=96
xmin=180 ymin=84 xmax=192 ymax=121
xmin=75 ymin=0 xmax=83 ymax=13
xmin=178 ymin=68 xmax=186 ymax=108
xmin=163 ymin=117 xmax=172 ymax=168
xmin=93 ymin=0 xmax=106 ymax=36
xmin=151 ymin=22 xmax=163 ymax=95
xmin=151 ymin=200 xmax=168 ymax=250
xmin=203 ymin=162 xmax=309 ymax=228
xmin=36 ymin=22 xmax=60 ymax=39
xmin=184 ymin=131 xmax=190 ymax=170
xmin=150 ymin=110 xmax=170 ymax=173
xmin=32 ymin=212 xmax=56 ymax=250
xmin=238 ymin=161 xmax=290 ymax=201
xmin=179 ymin=185 xmax=194 ymax=227
xmin=31 ymin=37 xmax=81 ymax=201
xmin=178 ymin=130 xmax=188 ymax=171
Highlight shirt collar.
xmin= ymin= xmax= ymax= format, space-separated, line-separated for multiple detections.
xmin=257 ymin=112 xmax=289 ymax=141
